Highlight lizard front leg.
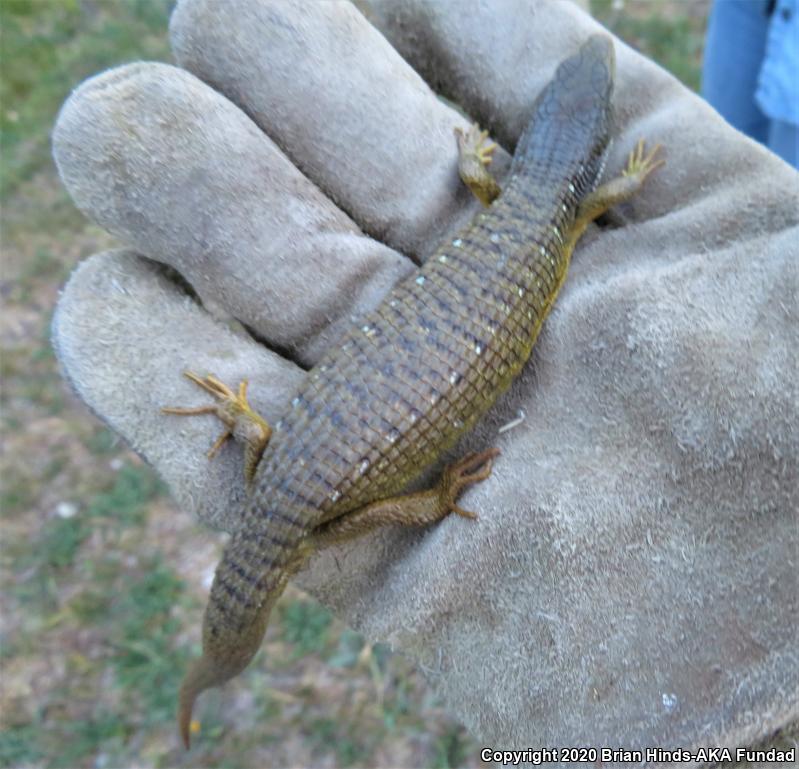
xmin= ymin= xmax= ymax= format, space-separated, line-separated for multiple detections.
xmin=455 ymin=124 xmax=502 ymax=206
xmin=162 ymin=371 xmax=272 ymax=485
xmin=564 ymin=139 xmax=664 ymax=253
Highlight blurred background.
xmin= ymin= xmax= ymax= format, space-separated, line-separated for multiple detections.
xmin=1 ymin=2 xmax=709 ymax=767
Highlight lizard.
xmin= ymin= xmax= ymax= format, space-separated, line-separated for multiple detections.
xmin=161 ymin=34 xmax=663 ymax=748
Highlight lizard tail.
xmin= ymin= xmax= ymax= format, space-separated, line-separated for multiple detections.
xmin=177 ymin=593 xmax=276 ymax=749
xmin=177 ymin=529 xmax=301 ymax=748
xmin=178 ymin=655 xmax=223 ymax=749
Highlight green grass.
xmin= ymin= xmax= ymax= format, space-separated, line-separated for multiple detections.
xmin=85 ymin=462 xmax=167 ymax=527
xmin=3 ymin=553 xmax=189 ymax=767
xmin=13 ymin=248 xmax=69 ymax=299
xmin=379 ymin=659 xmax=413 ymax=731
xmin=0 ymin=724 xmax=44 ymax=768
xmin=0 ymin=0 xmax=172 ymax=198
xmin=9 ymin=461 xmax=164 ymax=575
xmin=327 ymin=627 xmax=367 ymax=668
xmin=0 ymin=473 xmax=35 ymax=516
xmin=279 ymin=598 xmax=333 ymax=659
xmin=591 ymin=0 xmax=707 ymax=91
xmin=432 ymin=727 xmax=472 ymax=769
xmin=83 ymin=425 xmax=121 ymax=455
xmin=1 ymin=323 xmax=66 ymax=422
xmin=6 ymin=460 xmax=167 ymax=660
xmin=306 ymin=717 xmax=370 ymax=767
xmin=52 ymin=715 xmax=129 ymax=769
xmin=40 ymin=514 xmax=89 ymax=568
xmin=109 ymin=559 xmax=190 ymax=724
xmin=68 ymin=587 xmax=113 ymax=623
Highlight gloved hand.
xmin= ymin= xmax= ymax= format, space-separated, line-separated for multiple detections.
xmin=52 ymin=0 xmax=798 ymax=756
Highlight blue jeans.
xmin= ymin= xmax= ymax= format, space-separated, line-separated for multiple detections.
xmin=702 ymin=0 xmax=798 ymax=167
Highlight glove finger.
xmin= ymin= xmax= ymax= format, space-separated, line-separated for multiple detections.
xmin=169 ymin=0 xmax=511 ymax=261
xmin=52 ymin=63 xmax=413 ymax=368
xmin=52 ymin=248 xmax=304 ymax=531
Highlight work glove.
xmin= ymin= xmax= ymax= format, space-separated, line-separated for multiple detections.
xmin=52 ymin=0 xmax=798 ymax=756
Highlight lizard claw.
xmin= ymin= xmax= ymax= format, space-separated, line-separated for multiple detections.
xmin=440 ymin=447 xmax=501 ymax=519
xmin=455 ymin=123 xmax=502 ymax=206
xmin=623 ymin=139 xmax=664 ymax=182
xmin=455 ymin=124 xmax=497 ymax=167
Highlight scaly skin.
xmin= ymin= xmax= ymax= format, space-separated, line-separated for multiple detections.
xmin=167 ymin=35 xmax=663 ymax=746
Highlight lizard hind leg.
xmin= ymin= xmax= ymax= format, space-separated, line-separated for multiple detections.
xmin=310 ymin=448 xmax=500 ymax=549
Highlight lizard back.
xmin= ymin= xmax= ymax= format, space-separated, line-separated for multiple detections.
xmin=246 ymin=35 xmax=615 ymax=527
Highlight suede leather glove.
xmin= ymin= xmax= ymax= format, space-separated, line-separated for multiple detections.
xmin=52 ymin=0 xmax=798 ymax=758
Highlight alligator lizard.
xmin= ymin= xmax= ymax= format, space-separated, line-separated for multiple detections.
xmin=163 ymin=34 xmax=662 ymax=747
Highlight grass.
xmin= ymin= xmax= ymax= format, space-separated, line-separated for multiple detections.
xmin=0 ymin=724 xmax=44 ymax=768
xmin=8 ymin=460 xmax=163 ymax=573
xmin=84 ymin=462 xmax=167 ymax=526
xmin=279 ymin=598 xmax=333 ymax=660
xmin=108 ymin=559 xmax=189 ymax=727
xmin=591 ymin=0 xmax=708 ymax=91
xmin=0 ymin=473 xmax=35 ymax=517
xmin=0 ymin=1 xmax=710 ymax=767
xmin=39 ymin=514 xmax=89 ymax=568
xmin=432 ymin=727 xmax=472 ymax=769
xmin=306 ymin=717 xmax=371 ymax=767
xmin=0 ymin=0 xmax=173 ymax=199
xmin=51 ymin=715 xmax=129 ymax=769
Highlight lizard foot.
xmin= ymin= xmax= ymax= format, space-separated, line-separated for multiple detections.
xmin=455 ymin=123 xmax=497 ymax=167
xmin=439 ymin=447 xmax=501 ymax=519
xmin=162 ymin=371 xmax=271 ymax=486
xmin=622 ymin=138 xmax=664 ymax=184
xmin=454 ymin=123 xmax=502 ymax=206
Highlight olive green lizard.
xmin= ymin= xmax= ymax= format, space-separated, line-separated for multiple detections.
xmin=162 ymin=34 xmax=663 ymax=747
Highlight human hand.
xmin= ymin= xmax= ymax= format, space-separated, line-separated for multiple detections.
xmin=53 ymin=0 xmax=797 ymax=753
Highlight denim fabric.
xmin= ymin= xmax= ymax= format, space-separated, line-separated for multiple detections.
xmin=703 ymin=0 xmax=798 ymax=166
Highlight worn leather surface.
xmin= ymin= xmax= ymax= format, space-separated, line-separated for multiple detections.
xmin=52 ymin=0 xmax=798 ymax=761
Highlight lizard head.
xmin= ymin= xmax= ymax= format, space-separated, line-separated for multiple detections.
xmin=511 ymin=34 xmax=616 ymax=197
